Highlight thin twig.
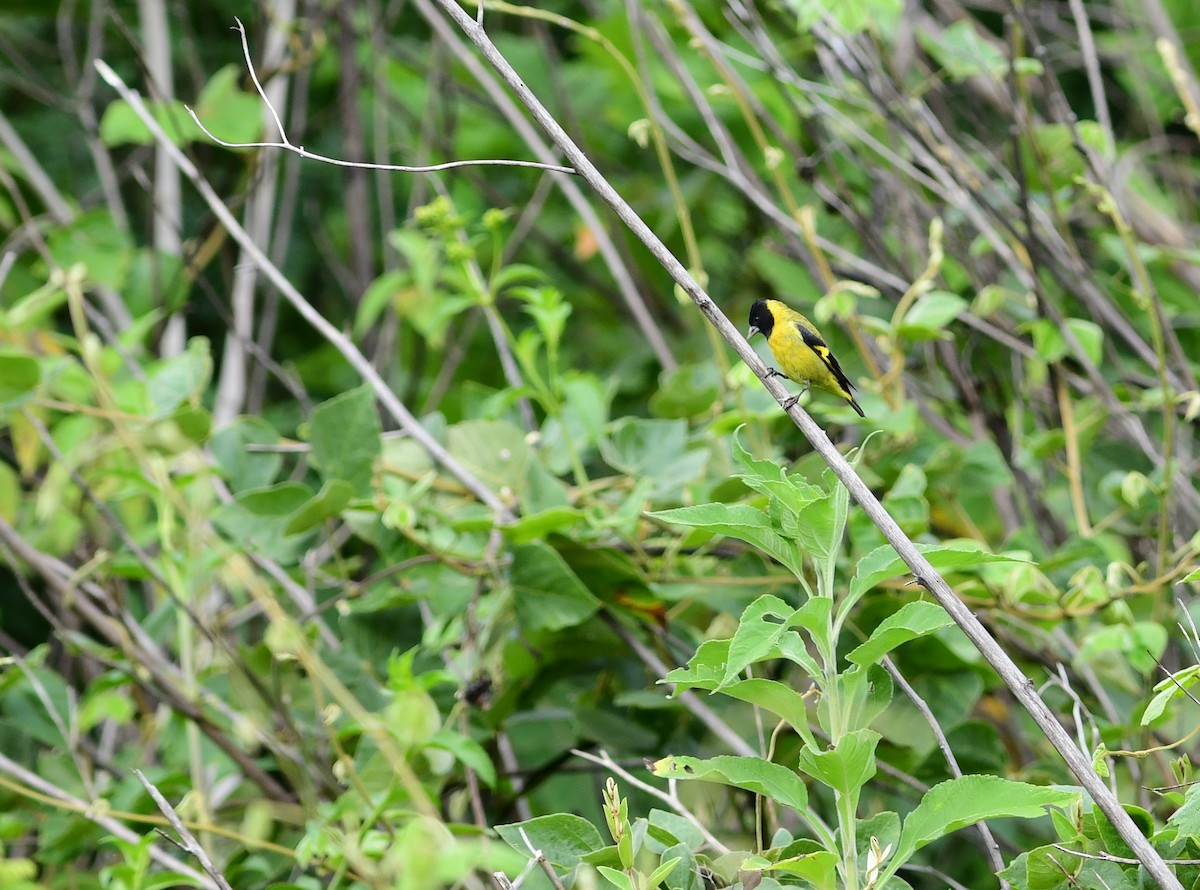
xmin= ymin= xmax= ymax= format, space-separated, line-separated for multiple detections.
xmin=0 ymin=752 xmax=217 ymax=889
xmin=571 ymin=748 xmax=729 ymax=855
xmin=187 ymin=19 xmax=574 ymax=176
xmin=881 ymin=656 xmax=1008 ymax=887
xmin=134 ymin=770 xmax=236 ymax=890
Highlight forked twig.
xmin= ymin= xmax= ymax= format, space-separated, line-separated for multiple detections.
xmin=187 ymin=19 xmax=575 ymax=176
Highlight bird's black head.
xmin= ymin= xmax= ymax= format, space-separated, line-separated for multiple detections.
xmin=747 ymin=299 xmax=774 ymax=339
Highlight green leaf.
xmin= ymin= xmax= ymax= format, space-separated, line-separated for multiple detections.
xmin=427 ymin=730 xmax=497 ymax=787
xmin=731 ymin=427 xmax=825 ymax=513
xmin=211 ymin=417 xmax=283 ymax=492
xmin=845 ymin=601 xmax=956 ymax=665
xmin=47 ymin=210 xmax=133 ymax=289
xmin=190 ymin=65 xmax=264 ymax=145
xmin=650 ymin=364 xmax=722 ymax=419
xmin=763 ymin=850 xmax=839 ymax=889
xmin=310 ymin=385 xmax=381 ymax=497
xmin=1141 ymin=665 xmax=1200 ymax=724
xmin=791 ymin=0 xmax=902 ymax=35
xmin=99 ymin=98 xmax=201 ymax=146
xmin=1029 ymin=317 xmax=1104 ymax=366
xmin=0 ymin=353 xmax=40 ymax=405
xmin=918 ymin=20 xmax=1008 ymax=81
xmin=355 ymin=270 xmax=408 ymax=337
xmin=495 ymin=814 xmax=605 ymax=869
xmin=284 ymin=480 xmax=355 ymax=535
xmin=597 ymin=866 xmax=635 ymax=890
xmin=645 ymin=856 xmax=683 ymax=890
xmin=850 ymin=542 xmax=1027 ymax=600
xmin=600 ymin=418 xmax=707 ymax=498
xmin=893 ymin=776 xmax=1077 ymax=864
xmin=661 ymin=844 xmax=700 ymax=890
xmin=499 ymin=506 xmax=585 ymax=544
xmin=447 ymin=419 xmax=530 ymax=497
xmin=723 ymin=595 xmax=798 ymax=685
xmin=650 ymin=755 xmax=809 ymax=812
xmin=897 ymin=291 xmax=967 ymax=340
xmin=648 ymin=504 xmax=803 ymax=577
xmin=511 ymin=542 xmax=601 ymax=631
xmin=146 ymin=338 xmax=211 ymax=418
xmin=796 ymin=730 xmax=879 ymax=796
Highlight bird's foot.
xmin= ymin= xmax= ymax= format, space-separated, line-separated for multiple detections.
xmin=765 ymin=368 xmax=787 ymax=379
xmin=781 ymin=383 xmax=811 ymax=411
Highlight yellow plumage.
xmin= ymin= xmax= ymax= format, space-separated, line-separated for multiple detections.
xmin=746 ymin=298 xmax=865 ymax=417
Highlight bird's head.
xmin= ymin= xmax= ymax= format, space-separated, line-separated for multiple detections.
xmin=747 ymin=299 xmax=775 ymax=340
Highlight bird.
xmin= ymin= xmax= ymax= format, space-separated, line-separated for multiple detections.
xmin=746 ymin=298 xmax=865 ymax=417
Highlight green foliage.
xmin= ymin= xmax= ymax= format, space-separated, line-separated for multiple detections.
xmin=1 ymin=0 xmax=1199 ymax=888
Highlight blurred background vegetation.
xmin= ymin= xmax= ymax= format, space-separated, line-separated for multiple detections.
xmin=0 ymin=0 xmax=1198 ymax=888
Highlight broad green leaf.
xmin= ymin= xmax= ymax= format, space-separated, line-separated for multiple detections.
xmin=918 ymin=20 xmax=1007 ymax=81
xmin=597 ymin=866 xmax=635 ymax=890
xmin=499 ymin=506 xmax=585 ymax=544
xmin=649 ymin=810 xmax=705 ymax=853
xmin=650 ymin=755 xmax=808 ymax=812
xmin=0 ymin=354 xmax=40 ymax=405
xmin=650 ymin=363 xmax=721 ymax=419
xmin=790 ymin=0 xmax=902 ymax=35
xmin=724 ymin=595 xmax=798 ymax=685
xmin=661 ymin=844 xmax=700 ymax=890
xmin=511 ymin=542 xmax=601 ymax=632
xmin=212 ymin=482 xmax=313 ymax=562
xmin=100 ymin=98 xmax=202 ymax=146
xmin=190 ymin=65 xmax=264 ymax=144
xmin=850 ymin=541 xmax=1028 ymax=600
xmin=893 ymin=776 xmax=1077 ymax=864
xmin=427 ymin=730 xmax=497 ymax=787
xmin=355 ymin=270 xmax=408 ymax=337
xmin=644 ymin=856 xmax=683 ymax=890
xmin=1029 ymin=317 xmax=1104 ymax=366
xmin=495 ymin=814 xmax=605 ymax=869
xmin=730 ymin=427 xmax=825 ymax=511
xmin=714 ymin=679 xmax=812 ymax=735
xmin=211 ymin=417 xmax=283 ymax=492
xmin=146 ymin=338 xmax=211 ymax=418
xmin=796 ymin=730 xmax=879 ymax=796
xmin=1169 ymin=783 xmax=1200 ymax=836
xmin=1143 ymin=665 xmax=1200 ymax=724
xmin=46 ymin=210 xmax=133 ymax=289
xmin=234 ymin=482 xmax=312 ymax=517
xmin=284 ymin=480 xmax=355 ymax=535
xmin=600 ymin=418 xmax=707 ymax=498
xmin=648 ymin=504 xmax=802 ymax=577
xmin=310 ymin=385 xmax=381 ymax=497
xmin=447 ymin=419 xmax=529 ymax=497
xmin=663 ymin=639 xmax=732 ymax=690
xmin=845 ymin=601 xmax=956 ymax=665
xmin=762 ymin=850 xmax=838 ymax=889
xmin=897 ymin=291 xmax=967 ymax=340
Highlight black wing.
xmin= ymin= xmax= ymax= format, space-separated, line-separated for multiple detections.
xmin=797 ymin=322 xmax=856 ymax=394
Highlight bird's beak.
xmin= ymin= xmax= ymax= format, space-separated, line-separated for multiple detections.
xmin=747 ymin=325 xmax=759 ymax=339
